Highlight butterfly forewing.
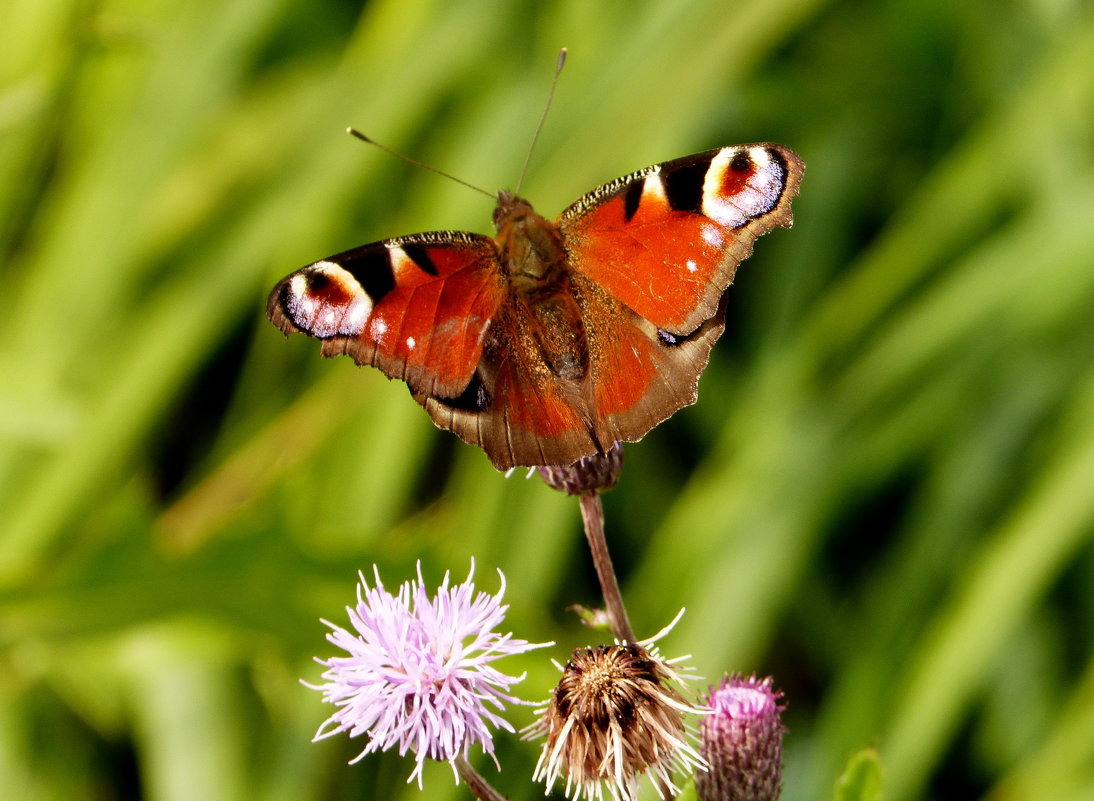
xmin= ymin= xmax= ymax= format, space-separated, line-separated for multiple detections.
xmin=559 ymin=144 xmax=803 ymax=334
xmin=268 ymin=232 xmax=505 ymax=399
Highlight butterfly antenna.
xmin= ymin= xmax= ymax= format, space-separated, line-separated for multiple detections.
xmin=514 ymin=48 xmax=567 ymax=196
xmin=346 ymin=128 xmax=494 ymax=199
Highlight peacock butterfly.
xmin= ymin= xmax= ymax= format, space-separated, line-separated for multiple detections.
xmin=267 ymin=142 xmax=804 ymax=470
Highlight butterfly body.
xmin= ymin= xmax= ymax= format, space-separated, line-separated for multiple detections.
xmin=268 ymin=144 xmax=803 ymax=469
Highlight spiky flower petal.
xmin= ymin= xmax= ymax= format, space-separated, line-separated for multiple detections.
xmin=696 ymin=674 xmax=785 ymax=801
xmin=307 ymin=562 xmax=550 ymax=786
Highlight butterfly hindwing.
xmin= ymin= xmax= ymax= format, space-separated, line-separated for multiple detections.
xmin=576 ymin=274 xmax=729 ymax=447
xmin=559 ymin=144 xmax=803 ymax=334
xmin=415 ymin=271 xmax=729 ymax=469
xmin=420 ymin=311 xmax=595 ymax=468
xmin=268 ymin=232 xmax=506 ymax=399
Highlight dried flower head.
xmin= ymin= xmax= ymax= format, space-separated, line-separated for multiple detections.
xmin=695 ymin=674 xmax=785 ymax=801
xmin=527 ymin=619 xmax=705 ymax=800
xmin=537 ymin=442 xmax=624 ymax=495
xmin=307 ymin=562 xmax=551 ymax=786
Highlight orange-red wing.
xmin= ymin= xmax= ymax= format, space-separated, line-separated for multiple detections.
xmin=559 ymin=144 xmax=803 ymax=334
xmin=576 ymin=276 xmax=729 ymax=450
xmin=267 ymin=232 xmax=506 ymax=399
xmin=419 ymin=295 xmax=604 ymax=470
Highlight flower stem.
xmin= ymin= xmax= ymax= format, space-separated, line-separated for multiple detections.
xmin=455 ymin=755 xmax=509 ymax=801
xmin=579 ymin=493 xmax=635 ymax=643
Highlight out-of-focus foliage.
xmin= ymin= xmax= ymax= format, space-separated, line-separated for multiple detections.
xmin=835 ymin=750 xmax=884 ymax=801
xmin=2 ymin=1 xmax=1093 ymax=799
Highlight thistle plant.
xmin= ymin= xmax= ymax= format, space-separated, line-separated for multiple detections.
xmin=305 ymin=449 xmax=789 ymax=801
xmin=696 ymin=675 xmax=786 ymax=801
xmin=306 ymin=562 xmax=550 ymax=788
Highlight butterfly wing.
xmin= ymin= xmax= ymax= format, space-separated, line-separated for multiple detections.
xmin=559 ymin=144 xmax=803 ymax=334
xmin=556 ymin=144 xmax=804 ymax=450
xmin=267 ymin=232 xmax=506 ymax=399
xmin=419 ymin=296 xmax=599 ymax=469
xmin=576 ymin=274 xmax=730 ymax=448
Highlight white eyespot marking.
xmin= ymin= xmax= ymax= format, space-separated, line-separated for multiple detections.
xmin=406 ymin=336 xmax=416 ymax=350
xmin=749 ymin=146 xmax=773 ymax=169
xmin=701 ymin=146 xmax=786 ymax=228
xmin=387 ymin=245 xmax=422 ymax=281
xmin=641 ymin=169 xmax=669 ymax=208
xmin=346 ymin=298 xmax=370 ymax=330
xmin=686 ymin=259 xmax=699 ymax=273
xmin=285 ymin=261 xmax=372 ymax=338
xmin=289 ymin=275 xmax=316 ymax=317
xmin=370 ymin=316 xmax=388 ymax=342
xmin=701 ymin=225 xmax=724 ymax=248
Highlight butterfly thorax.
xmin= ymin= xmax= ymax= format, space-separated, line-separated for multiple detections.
xmin=493 ymin=191 xmax=568 ymax=290
xmin=493 ymin=191 xmax=588 ymax=382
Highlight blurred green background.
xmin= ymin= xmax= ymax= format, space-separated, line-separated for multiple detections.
xmin=3 ymin=0 xmax=1094 ymax=799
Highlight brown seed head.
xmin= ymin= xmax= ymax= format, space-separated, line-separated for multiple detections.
xmin=527 ymin=642 xmax=705 ymax=800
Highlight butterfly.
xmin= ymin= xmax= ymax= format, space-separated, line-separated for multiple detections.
xmin=267 ymin=143 xmax=804 ymax=470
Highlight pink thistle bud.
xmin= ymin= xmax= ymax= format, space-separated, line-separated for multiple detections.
xmin=696 ymin=674 xmax=785 ymax=801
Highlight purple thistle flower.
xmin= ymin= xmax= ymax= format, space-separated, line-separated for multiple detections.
xmin=307 ymin=562 xmax=551 ymax=786
xmin=696 ymin=674 xmax=785 ymax=801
